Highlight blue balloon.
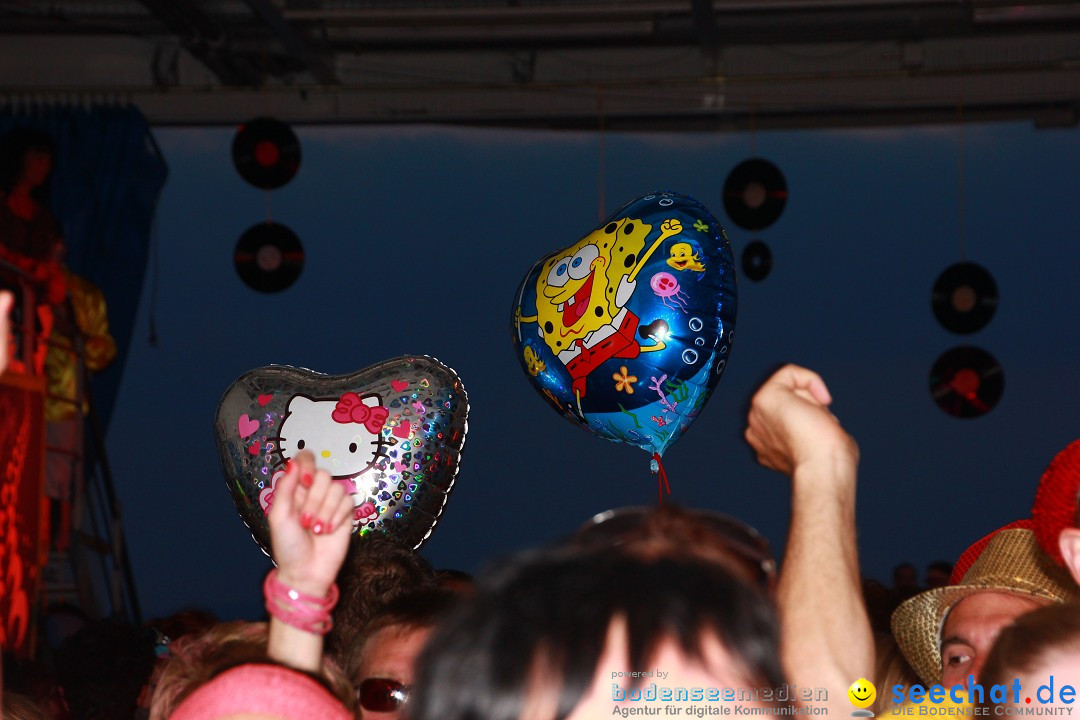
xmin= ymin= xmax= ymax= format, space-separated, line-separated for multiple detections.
xmin=511 ymin=191 xmax=737 ymax=459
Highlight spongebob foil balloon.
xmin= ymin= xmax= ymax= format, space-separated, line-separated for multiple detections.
xmin=512 ymin=192 xmax=736 ymax=460
xmin=214 ymin=355 xmax=469 ymax=556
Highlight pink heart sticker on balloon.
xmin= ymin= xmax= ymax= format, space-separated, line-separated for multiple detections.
xmin=391 ymin=379 xmax=409 ymax=392
xmin=392 ymin=420 xmax=412 ymax=439
xmin=238 ymin=414 xmax=259 ymax=439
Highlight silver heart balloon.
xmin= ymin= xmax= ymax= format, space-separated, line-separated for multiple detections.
xmin=214 ymin=355 xmax=469 ymax=556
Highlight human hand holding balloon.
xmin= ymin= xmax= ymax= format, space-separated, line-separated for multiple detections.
xmin=267 ymin=450 xmax=354 ymax=598
xmin=265 ymin=450 xmax=354 ymax=673
xmin=215 ymin=356 xmax=469 ymax=555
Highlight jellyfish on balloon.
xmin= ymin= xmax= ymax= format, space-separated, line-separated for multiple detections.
xmin=649 ymin=272 xmax=690 ymax=313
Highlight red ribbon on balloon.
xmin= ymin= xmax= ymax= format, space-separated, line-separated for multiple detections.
xmin=332 ymin=392 xmax=389 ymax=434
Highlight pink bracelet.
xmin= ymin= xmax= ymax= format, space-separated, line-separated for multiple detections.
xmin=263 ymin=569 xmax=340 ymax=636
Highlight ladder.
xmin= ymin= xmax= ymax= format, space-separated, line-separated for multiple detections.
xmin=2 ymin=262 xmax=141 ymax=651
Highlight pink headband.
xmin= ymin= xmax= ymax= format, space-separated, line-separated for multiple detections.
xmin=170 ymin=664 xmax=351 ymax=720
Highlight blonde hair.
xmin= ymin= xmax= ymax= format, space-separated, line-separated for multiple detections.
xmin=149 ymin=620 xmax=355 ymax=719
xmin=871 ymin=633 xmax=919 ymax=715
xmin=2 ymin=692 xmax=51 ymax=720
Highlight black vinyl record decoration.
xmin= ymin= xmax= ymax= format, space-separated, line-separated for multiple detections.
xmin=234 ymin=222 xmax=304 ymax=293
xmin=742 ymin=240 xmax=772 ymax=282
xmin=929 ymin=345 xmax=1004 ymax=419
xmin=232 ymin=117 xmax=301 ymax=190
xmin=932 ymin=262 xmax=998 ymax=334
xmin=723 ymin=158 xmax=788 ymax=231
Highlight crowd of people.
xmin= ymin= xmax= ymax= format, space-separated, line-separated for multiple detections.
xmin=1 ymin=126 xmax=1077 ymax=720
xmin=2 ymin=316 xmax=1078 ymax=719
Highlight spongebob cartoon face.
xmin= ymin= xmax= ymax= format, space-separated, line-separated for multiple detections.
xmin=278 ymin=393 xmax=387 ymax=478
xmin=667 ymin=242 xmax=706 ymax=273
xmin=516 ymin=212 xmax=684 ymax=401
xmin=533 ymin=217 xmax=654 ymax=355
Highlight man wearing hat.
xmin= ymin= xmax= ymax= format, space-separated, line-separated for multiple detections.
xmin=1032 ymin=439 xmax=1080 ymax=586
xmin=891 ymin=519 xmax=1075 ymax=688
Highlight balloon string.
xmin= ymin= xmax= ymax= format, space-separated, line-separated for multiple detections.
xmin=651 ymin=452 xmax=671 ymax=505
xmin=597 ymin=86 xmax=607 ymax=222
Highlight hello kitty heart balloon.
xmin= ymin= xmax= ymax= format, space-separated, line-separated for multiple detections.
xmin=214 ymin=355 xmax=469 ymax=556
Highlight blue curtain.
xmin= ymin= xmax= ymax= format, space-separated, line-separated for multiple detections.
xmin=1 ymin=105 xmax=169 ymax=431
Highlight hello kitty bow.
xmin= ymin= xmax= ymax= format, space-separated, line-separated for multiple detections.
xmin=332 ymin=392 xmax=389 ymax=433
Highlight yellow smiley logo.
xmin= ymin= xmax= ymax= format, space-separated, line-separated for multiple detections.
xmin=847 ymin=678 xmax=876 ymax=709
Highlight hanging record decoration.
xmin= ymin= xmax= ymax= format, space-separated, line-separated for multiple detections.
xmin=234 ymin=222 xmax=305 ymax=293
xmin=723 ymin=158 xmax=787 ymax=231
xmin=929 ymin=345 xmax=1004 ymax=419
xmin=932 ymin=262 xmax=998 ymax=335
xmin=232 ymin=117 xmax=301 ymax=190
xmin=742 ymin=240 xmax=772 ymax=282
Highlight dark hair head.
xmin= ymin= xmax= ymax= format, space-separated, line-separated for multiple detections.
xmin=926 ymin=561 xmax=953 ymax=575
xmin=893 ymin=563 xmax=919 ymax=589
xmin=147 ymin=607 xmax=219 ymax=641
xmin=346 ymin=588 xmax=459 ymax=681
xmin=569 ymin=505 xmax=776 ymax=592
xmin=54 ymin=619 xmax=157 ymax=720
xmin=411 ymin=549 xmax=784 ymax=720
xmin=924 ymin=561 xmax=953 ymax=589
xmin=978 ymin=601 xmax=1080 ymax=694
xmin=435 ymin=568 xmax=476 ymax=593
xmin=325 ymin=533 xmax=437 ymax=664
xmin=0 ymin=127 xmax=55 ymax=194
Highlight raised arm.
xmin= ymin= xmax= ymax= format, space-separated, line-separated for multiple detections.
xmin=744 ymin=364 xmax=872 ymax=712
xmin=265 ymin=451 xmax=355 ymax=673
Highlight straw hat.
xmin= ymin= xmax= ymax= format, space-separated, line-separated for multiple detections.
xmin=891 ymin=521 xmax=1076 ymax=685
xmin=1031 ymin=439 xmax=1080 ymax=565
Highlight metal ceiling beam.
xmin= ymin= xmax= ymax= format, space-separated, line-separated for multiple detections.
xmin=134 ymin=0 xmax=263 ymax=86
xmin=10 ymin=58 xmax=1072 ymax=129
xmin=692 ymin=0 xmax=721 ymax=74
xmin=239 ymin=0 xmax=339 ymax=85
xmin=1 ymin=0 xmax=1078 ymax=131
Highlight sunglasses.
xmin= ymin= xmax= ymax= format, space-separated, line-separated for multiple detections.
xmin=570 ymin=506 xmax=776 ymax=590
xmin=357 ymin=677 xmax=410 ymax=713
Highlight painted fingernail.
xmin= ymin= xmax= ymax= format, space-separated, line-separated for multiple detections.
xmin=300 ymin=513 xmax=313 ymax=529
xmin=300 ymin=473 xmax=313 ymax=488
xmin=312 ymin=522 xmax=324 ymax=535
